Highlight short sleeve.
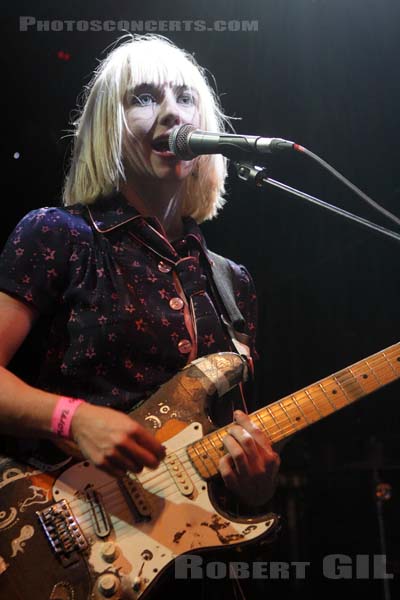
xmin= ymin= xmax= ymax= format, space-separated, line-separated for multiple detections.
xmin=0 ymin=208 xmax=72 ymax=314
xmin=228 ymin=260 xmax=259 ymax=359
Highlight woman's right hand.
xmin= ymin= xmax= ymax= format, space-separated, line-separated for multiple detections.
xmin=70 ymin=403 xmax=166 ymax=478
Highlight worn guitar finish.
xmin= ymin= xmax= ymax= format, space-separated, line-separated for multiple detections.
xmin=1 ymin=344 xmax=400 ymax=599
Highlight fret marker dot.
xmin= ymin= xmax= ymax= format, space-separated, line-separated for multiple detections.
xmin=362 ymin=374 xmax=368 ymax=379
xmin=397 ymin=357 xmax=400 ymax=362
xmin=295 ymin=416 xmax=301 ymax=421
xmin=332 ymin=390 xmax=337 ymax=394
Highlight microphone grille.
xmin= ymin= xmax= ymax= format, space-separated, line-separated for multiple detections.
xmin=169 ymin=124 xmax=197 ymax=159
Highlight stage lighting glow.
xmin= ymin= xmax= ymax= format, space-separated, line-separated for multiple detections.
xmin=57 ymin=50 xmax=71 ymax=61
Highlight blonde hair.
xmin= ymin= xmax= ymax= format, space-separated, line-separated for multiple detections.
xmin=63 ymin=34 xmax=231 ymax=222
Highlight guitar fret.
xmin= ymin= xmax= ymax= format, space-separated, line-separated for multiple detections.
xmin=279 ymin=401 xmax=298 ymax=430
xmin=304 ymin=389 xmax=324 ymax=418
xmin=266 ymin=406 xmax=281 ymax=432
xmin=190 ymin=443 xmax=213 ymax=478
xmin=291 ymin=395 xmax=311 ymax=424
xmin=201 ymin=435 xmax=219 ymax=471
xmin=332 ymin=375 xmax=351 ymax=404
xmin=216 ymin=430 xmax=226 ymax=449
xmin=348 ymin=366 xmax=365 ymax=393
xmin=381 ymin=351 xmax=398 ymax=377
xmin=351 ymin=364 xmax=380 ymax=394
xmin=385 ymin=350 xmax=400 ymax=374
xmin=344 ymin=367 xmax=365 ymax=399
xmin=208 ymin=434 xmax=223 ymax=458
xmin=254 ymin=412 xmax=272 ymax=437
xmin=318 ymin=382 xmax=338 ymax=410
xmin=369 ymin=355 xmax=396 ymax=381
xmin=365 ymin=359 xmax=382 ymax=385
xmin=199 ymin=439 xmax=219 ymax=471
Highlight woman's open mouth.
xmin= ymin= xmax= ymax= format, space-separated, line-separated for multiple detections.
xmin=151 ymin=136 xmax=177 ymax=158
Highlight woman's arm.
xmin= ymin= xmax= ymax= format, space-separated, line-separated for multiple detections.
xmin=0 ymin=291 xmax=165 ymax=476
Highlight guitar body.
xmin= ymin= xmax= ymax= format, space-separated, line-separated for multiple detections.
xmin=3 ymin=338 xmax=397 ymax=599
xmin=0 ymin=353 xmax=279 ymax=600
xmin=0 ymin=450 xmax=92 ymax=600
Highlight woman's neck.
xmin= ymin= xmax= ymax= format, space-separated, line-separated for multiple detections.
xmin=120 ymin=179 xmax=184 ymax=241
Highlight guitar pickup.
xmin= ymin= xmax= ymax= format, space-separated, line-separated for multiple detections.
xmin=84 ymin=484 xmax=111 ymax=538
xmin=119 ymin=474 xmax=152 ymax=520
xmin=37 ymin=499 xmax=88 ymax=567
xmin=165 ymin=453 xmax=194 ymax=497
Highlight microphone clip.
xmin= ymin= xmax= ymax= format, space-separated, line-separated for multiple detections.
xmin=233 ymin=161 xmax=269 ymax=187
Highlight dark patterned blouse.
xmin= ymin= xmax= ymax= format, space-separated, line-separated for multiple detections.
xmin=0 ymin=192 xmax=257 ymax=412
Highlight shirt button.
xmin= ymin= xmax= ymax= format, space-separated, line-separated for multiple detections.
xmin=178 ymin=339 xmax=192 ymax=354
xmin=169 ymin=297 xmax=184 ymax=311
xmin=158 ymin=261 xmax=172 ymax=273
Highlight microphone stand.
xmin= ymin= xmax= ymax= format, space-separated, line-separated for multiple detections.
xmin=234 ymin=160 xmax=397 ymax=599
xmin=370 ymin=436 xmax=393 ymax=600
xmin=233 ymin=161 xmax=400 ymax=244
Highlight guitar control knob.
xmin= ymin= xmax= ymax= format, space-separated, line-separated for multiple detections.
xmin=101 ymin=541 xmax=117 ymax=562
xmin=98 ymin=573 xmax=119 ymax=597
xmin=132 ymin=576 xmax=142 ymax=592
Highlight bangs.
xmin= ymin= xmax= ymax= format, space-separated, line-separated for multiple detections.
xmin=120 ymin=39 xmax=207 ymax=106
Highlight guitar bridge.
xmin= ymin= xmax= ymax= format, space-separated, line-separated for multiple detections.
xmin=37 ymin=499 xmax=88 ymax=566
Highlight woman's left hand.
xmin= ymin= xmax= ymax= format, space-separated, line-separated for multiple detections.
xmin=218 ymin=409 xmax=280 ymax=507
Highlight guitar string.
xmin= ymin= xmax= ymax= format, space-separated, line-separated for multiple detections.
xmin=71 ymin=462 xmax=276 ymax=540
xmin=50 ymin=348 xmax=400 ymax=517
xmin=59 ymin=466 xmax=206 ymax=534
xmin=61 ymin=457 xmax=204 ymax=519
xmin=132 ymin=347 xmax=400 ymax=478
xmin=83 ymin=345 xmax=400 ymax=497
xmin=54 ymin=353 xmax=397 ymax=535
xmin=65 ymin=462 xmax=247 ymax=539
xmin=128 ymin=346 xmax=400 ymax=485
xmin=74 ymin=480 xmax=254 ymax=548
xmin=52 ymin=346 xmax=389 ymax=532
xmin=40 ymin=348 xmax=400 ymax=543
xmin=88 ymin=346 xmax=399 ymax=493
xmin=57 ymin=349 xmax=400 ymax=522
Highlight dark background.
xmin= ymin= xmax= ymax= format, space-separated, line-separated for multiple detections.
xmin=2 ymin=1 xmax=400 ymax=598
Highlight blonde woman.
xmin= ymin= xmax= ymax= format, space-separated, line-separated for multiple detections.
xmin=0 ymin=35 xmax=279 ymax=508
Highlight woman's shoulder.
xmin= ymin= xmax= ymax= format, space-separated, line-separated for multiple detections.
xmin=207 ymin=249 xmax=255 ymax=289
xmin=14 ymin=204 xmax=93 ymax=241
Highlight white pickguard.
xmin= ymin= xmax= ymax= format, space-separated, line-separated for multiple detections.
xmin=53 ymin=423 xmax=275 ymax=599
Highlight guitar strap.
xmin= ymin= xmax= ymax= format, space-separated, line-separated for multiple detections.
xmin=206 ymin=250 xmax=252 ymax=360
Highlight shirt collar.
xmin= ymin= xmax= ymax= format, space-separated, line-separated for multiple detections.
xmin=85 ymin=191 xmax=211 ymax=265
xmin=86 ymin=191 xmax=142 ymax=232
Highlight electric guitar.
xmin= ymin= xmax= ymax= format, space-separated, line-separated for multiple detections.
xmin=0 ymin=343 xmax=399 ymax=599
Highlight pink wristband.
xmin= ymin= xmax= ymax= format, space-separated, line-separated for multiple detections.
xmin=51 ymin=396 xmax=84 ymax=439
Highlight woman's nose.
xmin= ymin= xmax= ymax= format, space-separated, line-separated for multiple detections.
xmin=158 ymin=92 xmax=182 ymax=127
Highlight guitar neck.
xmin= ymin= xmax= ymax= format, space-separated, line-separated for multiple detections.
xmin=188 ymin=341 xmax=400 ymax=479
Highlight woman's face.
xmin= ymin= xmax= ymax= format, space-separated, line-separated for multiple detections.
xmin=123 ymin=81 xmax=201 ymax=184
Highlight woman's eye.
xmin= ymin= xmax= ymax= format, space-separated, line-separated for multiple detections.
xmin=178 ymin=93 xmax=195 ymax=106
xmin=132 ymin=93 xmax=156 ymax=106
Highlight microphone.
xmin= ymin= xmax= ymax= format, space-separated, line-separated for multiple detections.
xmin=169 ymin=124 xmax=295 ymax=160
